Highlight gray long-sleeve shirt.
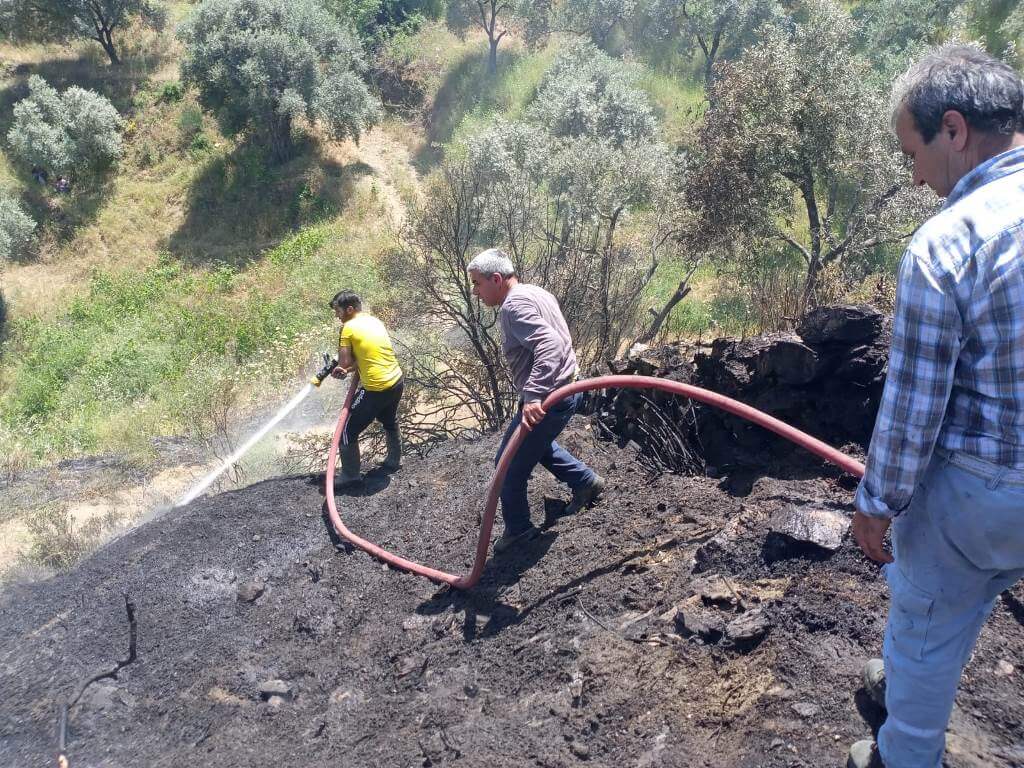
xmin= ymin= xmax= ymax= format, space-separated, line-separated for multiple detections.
xmin=499 ymin=283 xmax=578 ymax=403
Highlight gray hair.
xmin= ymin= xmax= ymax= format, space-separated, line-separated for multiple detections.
xmin=467 ymin=248 xmax=515 ymax=277
xmin=890 ymin=44 xmax=1024 ymax=143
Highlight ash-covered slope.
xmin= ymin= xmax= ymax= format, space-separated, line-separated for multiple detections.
xmin=2 ymin=421 xmax=1022 ymax=768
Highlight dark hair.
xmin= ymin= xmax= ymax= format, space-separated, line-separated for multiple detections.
xmin=329 ymin=290 xmax=362 ymax=312
xmin=892 ymin=45 xmax=1024 ymax=143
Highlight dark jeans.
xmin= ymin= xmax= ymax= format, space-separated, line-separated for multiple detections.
xmin=494 ymin=392 xmax=596 ymax=535
xmin=343 ymin=378 xmax=403 ymax=445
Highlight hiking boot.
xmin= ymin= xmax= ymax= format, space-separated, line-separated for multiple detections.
xmin=493 ymin=525 xmax=540 ymax=555
xmin=381 ymin=428 xmax=402 ymax=472
xmin=336 ymin=443 xmax=363 ymax=487
xmin=862 ymin=658 xmax=886 ymax=709
xmin=563 ymin=475 xmax=606 ymax=517
xmin=846 ymin=740 xmax=884 ymax=768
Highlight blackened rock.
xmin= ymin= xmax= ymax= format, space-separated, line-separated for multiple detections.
xmin=753 ymin=334 xmax=820 ymax=385
xmin=765 ymin=505 xmax=850 ymax=560
xmin=692 ymin=574 xmax=738 ymax=607
xmin=673 ymin=604 xmax=725 ymax=644
xmin=833 ymin=343 xmax=888 ymax=383
xmin=258 ymin=679 xmax=293 ymax=701
xmin=237 ymin=581 xmax=265 ymax=603
xmin=725 ymin=608 xmax=771 ymax=649
xmin=797 ymin=304 xmax=884 ymax=344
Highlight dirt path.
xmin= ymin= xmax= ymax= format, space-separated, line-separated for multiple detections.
xmin=2 ymin=424 xmax=1021 ymax=768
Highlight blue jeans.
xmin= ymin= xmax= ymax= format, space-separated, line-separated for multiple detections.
xmin=494 ymin=392 xmax=596 ymax=535
xmin=878 ymin=449 xmax=1024 ymax=768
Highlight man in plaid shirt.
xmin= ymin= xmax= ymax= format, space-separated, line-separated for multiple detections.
xmin=847 ymin=46 xmax=1024 ymax=768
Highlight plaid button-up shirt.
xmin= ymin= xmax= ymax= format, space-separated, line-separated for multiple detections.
xmin=856 ymin=146 xmax=1024 ymax=518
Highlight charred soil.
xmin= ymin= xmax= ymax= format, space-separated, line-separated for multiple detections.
xmin=2 ymin=420 xmax=1023 ymax=767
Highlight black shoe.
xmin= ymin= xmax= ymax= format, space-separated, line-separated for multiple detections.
xmin=564 ymin=475 xmax=606 ymax=516
xmin=493 ymin=525 xmax=540 ymax=555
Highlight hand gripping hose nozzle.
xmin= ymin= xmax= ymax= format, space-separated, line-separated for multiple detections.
xmin=311 ymin=353 xmax=338 ymax=387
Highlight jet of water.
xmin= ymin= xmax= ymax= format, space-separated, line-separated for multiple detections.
xmin=175 ymin=382 xmax=317 ymax=508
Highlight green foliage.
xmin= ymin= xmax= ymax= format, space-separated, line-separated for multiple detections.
xmin=0 ymin=191 xmax=37 ymax=261
xmin=0 ymin=225 xmax=382 ymax=456
xmin=7 ymin=76 xmax=124 ymax=179
xmin=177 ymin=104 xmax=204 ymax=146
xmin=0 ymin=0 xmax=165 ymax=64
xmin=324 ymin=0 xmax=443 ymax=45
xmin=179 ymin=0 xmax=382 ymax=163
xmin=684 ymin=0 xmax=934 ymax=318
xmin=527 ymin=40 xmax=657 ymax=146
xmin=158 ymin=81 xmax=186 ymax=104
xmin=409 ymin=42 xmax=677 ymax=368
xmin=644 ymin=0 xmax=784 ymax=86
xmin=556 ymin=0 xmax=638 ymax=49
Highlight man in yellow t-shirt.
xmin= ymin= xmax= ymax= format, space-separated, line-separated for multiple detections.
xmin=329 ymin=290 xmax=404 ymax=486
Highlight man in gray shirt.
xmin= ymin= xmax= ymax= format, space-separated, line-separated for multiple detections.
xmin=468 ymin=248 xmax=605 ymax=553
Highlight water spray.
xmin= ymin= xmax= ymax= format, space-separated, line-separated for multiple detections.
xmin=175 ymin=353 xmax=339 ymax=508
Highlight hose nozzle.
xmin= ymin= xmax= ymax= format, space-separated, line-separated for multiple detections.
xmin=311 ymin=353 xmax=338 ymax=387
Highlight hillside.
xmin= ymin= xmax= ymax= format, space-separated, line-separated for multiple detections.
xmin=2 ymin=421 xmax=1023 ymax=767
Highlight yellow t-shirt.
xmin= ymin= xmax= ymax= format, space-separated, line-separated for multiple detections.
xmin=339 ymin=313 xmax=402 ymax=392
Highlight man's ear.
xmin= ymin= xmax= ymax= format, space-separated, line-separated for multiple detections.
xmin=942 ymin=110 xmax=969 ymax=151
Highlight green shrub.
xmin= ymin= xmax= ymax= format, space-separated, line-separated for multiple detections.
xmin=177 ymin=104 xmax=205 ymax=146
xmin=7 ymin=76 xmax=124 ymax=179
xmin=158 ymin=81 xmax=186 ymax=104
xmin=0 ymin=191 xmax=36 ymax=261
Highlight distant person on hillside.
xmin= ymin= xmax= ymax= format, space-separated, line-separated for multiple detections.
xmin=31 ymin=166 xmax=47 ymax=185
xmin=329 ymin=290 xmax=404 ymax=486
xmin=54 ymin=176 xmax=70 ymax=194
xmin=467 ymin=248 xmax=605 ymax=555
xmin=846 ymin=45 xmax=1024 ymax=768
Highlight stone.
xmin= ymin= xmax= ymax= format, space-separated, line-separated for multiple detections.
xmin=673 ymin=604 xmax=725 ymax=644
xmin=692 ymin=575 xmax=738 ymax=607
xmin=725 ymin=608 xmax=771 ymax=648
xmin=765 ymin=505 xmax=849 ymax=560
xmin=237 ymin=581 xmax=265 ymax=603
xmin=258 ymin=679 xmax=293 ymax=701
xmin=569 ymin=741 xmax=591 ymax=759
xmin=791 ymin=702 xmax=820 ymax=718
xmin=996 ymin=660 xmax=1015 ymax=677
xmin=796 ymin=304 xmax=884 ymax=344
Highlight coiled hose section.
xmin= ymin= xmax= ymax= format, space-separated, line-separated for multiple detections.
xmin=325 ymin=374 xmax=866 ymax=590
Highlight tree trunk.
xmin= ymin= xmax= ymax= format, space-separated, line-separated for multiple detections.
xmin=487 ymin=36 xmax=499 ymax=75
xmin=268 ymin=114 xmax=293 ymax=164
xmin=97 ymin=28 xmax=120 ymax=65
xmin=637 ymin=284 xmax=692 ymax=345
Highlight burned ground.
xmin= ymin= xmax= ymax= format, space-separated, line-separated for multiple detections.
xmin=2 ymin=420 xmax=1023 ymax=768
xmin=3 ymin=309 xmax=1023 ymax=767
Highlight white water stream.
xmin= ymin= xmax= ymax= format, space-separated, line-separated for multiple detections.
xmin=175 ymin=382 xmax=317 ymax=508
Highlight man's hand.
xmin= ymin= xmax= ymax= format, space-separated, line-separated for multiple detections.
xmin=521 ymin=401 xmax=546 ymax=429
xmin=852 ymin=511 xmax=894 ymax=564
xmin=331 ymin=368 xmax=348 ymax=379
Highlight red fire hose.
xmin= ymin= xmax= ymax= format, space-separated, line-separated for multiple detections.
xmin=325 ymin=374 xmax=865 ymax=590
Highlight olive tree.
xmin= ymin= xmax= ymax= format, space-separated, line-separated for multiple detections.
xmin=0 ymin=0 xmax=164 ymax=65
xmin=402 ymin=42 xmax=678 ymax=430
xmin=8 ymin=76 xmax=124 ymax=179
xmin=646 ymin=0 xmax=783 ymax=91
xmin=0 ymin=192 xmax=36 ymax=262
xmin=179 ymin=0 xmax=382 ymax=163
xmin=684 ymin=0 xmax=933 ymax=318
xmin=555 ymin=0 xmax=637 ymax=49
xmin=446 ymin=0 xmax=550 ymax=74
